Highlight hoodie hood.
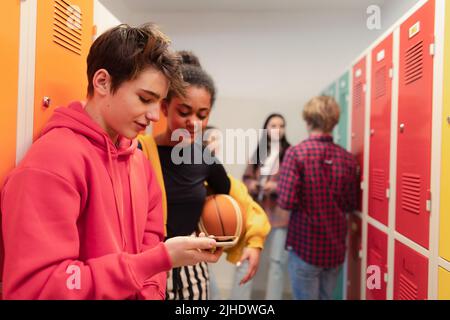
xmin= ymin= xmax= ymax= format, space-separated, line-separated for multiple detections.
xmin=41 ymin=101 xmax=137 ymax=158
xmin=1 ymin=100 xmax=170 ymax=299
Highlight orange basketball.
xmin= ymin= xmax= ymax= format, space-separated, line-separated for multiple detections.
xmin=198 ymin=194 xmax=243 ymax=247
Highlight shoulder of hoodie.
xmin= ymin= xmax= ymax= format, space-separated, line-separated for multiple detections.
xmin=15 ymin=127 xmax=106 ymax=189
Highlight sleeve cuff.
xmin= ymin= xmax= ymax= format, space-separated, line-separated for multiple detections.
xmin=127 ymin=242 xmax=172 ymax=287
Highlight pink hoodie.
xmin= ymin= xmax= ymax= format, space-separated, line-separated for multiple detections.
xmin=0 ymin=101 xmax=172 ymax=299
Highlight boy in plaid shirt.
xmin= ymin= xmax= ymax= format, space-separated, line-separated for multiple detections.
xmin=277 ymin=96 xmax=359 ymax=300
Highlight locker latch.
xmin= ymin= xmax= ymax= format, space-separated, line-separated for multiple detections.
xmin=42 ymin=97 xmax=51 ymax=108
xmin=386 ymin=181 xmax=390 ymax=199
xmin=384 ymin=273 xmax=388 ymax=283
xmin=389 ymin=68 xmax=393 ymax=79
xmin=426 ymin=190 xmax=432 ymax=212
xmin=429 ymin=43 xmax=435 ymax=56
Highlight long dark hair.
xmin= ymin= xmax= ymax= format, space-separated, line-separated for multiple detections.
xmin=252 ymin=113 xmax=290 ymax=172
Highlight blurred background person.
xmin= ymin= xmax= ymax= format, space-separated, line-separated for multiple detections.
xmin=230 ymin=113 xmax=291 ymax=300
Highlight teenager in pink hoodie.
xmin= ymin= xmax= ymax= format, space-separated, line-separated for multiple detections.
xmin=0 ymin=23 xmax=221 ymax=300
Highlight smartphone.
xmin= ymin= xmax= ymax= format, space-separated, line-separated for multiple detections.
xmin=208 ymin=235 xmax=238 ymax=248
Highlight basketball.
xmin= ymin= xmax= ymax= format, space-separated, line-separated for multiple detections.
xmin=198 ymin=194 xmax=243 ymax=247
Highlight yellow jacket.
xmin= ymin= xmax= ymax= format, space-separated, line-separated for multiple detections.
xmin=137 ymin=134 xmax=271 ymax=264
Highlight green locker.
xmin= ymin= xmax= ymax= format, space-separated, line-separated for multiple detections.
xmin=321 ymin=80 xmax=346 ymax=300
xmin=321 ymin=82 xmax=337 ymax=98
xmin=332 ymin=264 xmax=344 ymax=300
xmin=336 ymin=72 xmax=350 ymax=149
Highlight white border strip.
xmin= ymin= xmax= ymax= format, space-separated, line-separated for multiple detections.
xmin=367 ymin=216 xmax=389 ymax=234
xmin=394 ymin=231 xmax=429 ymax=258
xmin=428 ymin=0 xmax=445 ymax=300
xmin=386 ymin=26 xmax=400 ymax=301
xmin=16 ymin=0 xmax=37 ymax=164
xmin=360 ymin=54 xmax=371 ymax=300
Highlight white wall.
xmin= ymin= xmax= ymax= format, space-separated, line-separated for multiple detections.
xmin=94 ymin=1 xmax=422 ymax=179
xmin=377 ymin=0 xmax=421 ymax=35
xmin=128 ymin=6 xmax=422 ymax=178
xmin=93 ymin=0 xmax=121 ymax=38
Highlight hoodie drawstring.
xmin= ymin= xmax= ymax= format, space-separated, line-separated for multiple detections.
xmin=104 ymin=135 xmax=127 ymax=251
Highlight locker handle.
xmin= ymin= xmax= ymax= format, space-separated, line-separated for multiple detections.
xmin=447 ymin=116 xmax=450 ymax=125
xmin=399 ymin=123 xmax=405 ymax=133
xmin=43 ymin=96 xmax=51 ymax=108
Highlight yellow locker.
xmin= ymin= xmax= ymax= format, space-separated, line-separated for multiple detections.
xmin=438 ymin=267 xmax=450 ymax=300
xmin=440 ymin=0 xmax=450 ymax=262
xmin=0 ymin=0 xmax=20 ymax=187
xmin=33 ymin=0 xmax=93 ymax=139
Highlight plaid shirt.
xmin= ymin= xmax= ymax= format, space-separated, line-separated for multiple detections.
xmin=277 ymin=135 xmax=359 ymax=268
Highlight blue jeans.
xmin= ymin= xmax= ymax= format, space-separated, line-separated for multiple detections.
xmin=229 ymin=227 xmax=288 ymax=300
xmin=208 ymin=267 xmax=222 ymax=299
xmin=288 ymin=251 xmax=340 ymax=300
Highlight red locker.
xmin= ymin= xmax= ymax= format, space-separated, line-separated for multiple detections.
xmin=369 ymin=34 xmax=393 ymax=226
xmin=351 ymin=57 xmax=366 ymax=212
xmin=393 ymin=241 xmax=428 ymax=300
xmin=366 ymin=224 xmax=388 ymax=300
xmin=396 ymin=0 xmax=435 ymax=249
xmin=346 ymin=214 xmax=362 ymax=300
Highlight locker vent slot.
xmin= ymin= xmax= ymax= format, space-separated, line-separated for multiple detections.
xmin=354 ymin=82 xmax=363 ymax=108
xmin=375 ymin=66 xmax=387 ymax=99
xmin=371 ymin=169 xmax=385 ymax=201
xmin=399 ymin=273 xmax=418 ymax=300
xmin=401 ymin=174 xmax=421 ymax=215
xmin=53 ymin=0 xmax=83 ymax=55
xmin=404 ymin=41 xmax=423 ymax=85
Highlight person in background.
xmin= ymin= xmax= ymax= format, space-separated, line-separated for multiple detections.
xmin=277 ymin=96 xmax=359 ymax=300
xmin=137 ymin=51 xmax=270 ymax=300
xmin=0 ymin=24 xmax=222 ymax=300
xmin=230 ymin=113 xmax=291 ymax=300
xmin=203 ymin=125 xmax=224 ymax=300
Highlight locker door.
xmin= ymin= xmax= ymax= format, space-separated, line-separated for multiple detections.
xmin=393 ymin=241 xmax=428 ymax=300
xmin=366 ymin=224 xmax=388 ymax=300
xmin=346 ymin=214 xmax=362 ymax=300
xmin=0 ymin=0 xmax=21 ymax=299
xmin=337 ymin=72 xmax=350 ymax=149
xmin=396 ymin=0 xmax=434 ymax=249
xmin=369 ymin=34 xmax=393 ymax=226
xmin=33 ymin=0 xmax=94 ymax=139
xmin=352 ymin=58 xmax=366 ymax=212
xmin=438 ymin=267 xmax=450 ymax=300
xmin=440 ymin=0 xmax=450 ymax=263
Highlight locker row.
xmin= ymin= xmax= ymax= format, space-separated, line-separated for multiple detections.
xmin=320 ymin=0 xmax=450 ymax=299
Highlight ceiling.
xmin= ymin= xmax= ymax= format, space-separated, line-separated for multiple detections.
xmin=99 ymin=0 xmax=387 ymax=14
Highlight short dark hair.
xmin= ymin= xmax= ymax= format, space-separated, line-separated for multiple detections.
xmin=87 ymin=23 xmax=185 ymax=98
xmin=167 ymin=51 xmax=216 ymax=106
